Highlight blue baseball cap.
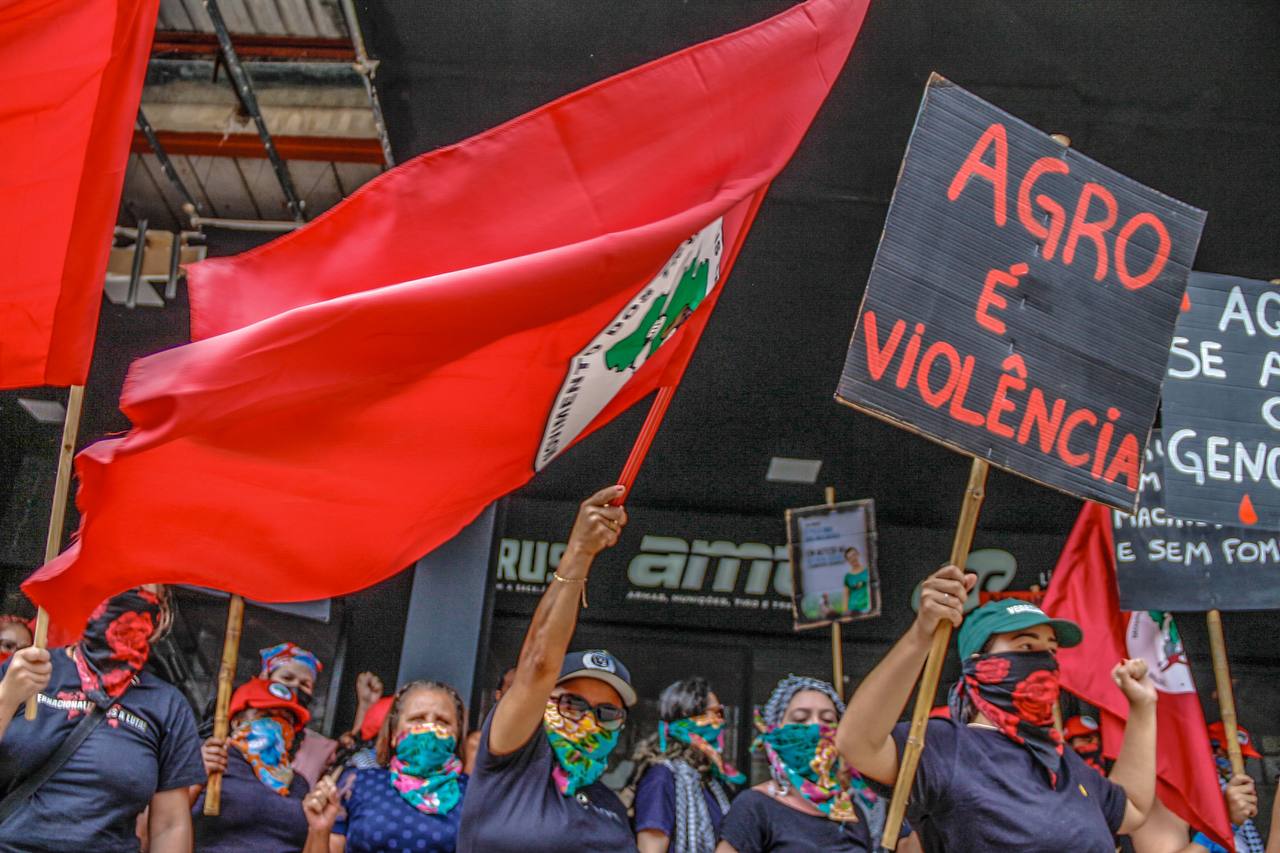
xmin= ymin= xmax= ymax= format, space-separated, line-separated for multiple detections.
xmin=558 ymin=649 xmax=637 ymax=707
xmin=957 ymin=599 xmax=1083 ymax=659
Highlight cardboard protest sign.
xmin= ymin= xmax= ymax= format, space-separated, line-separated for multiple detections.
xmin=1162 ymin=272 xmax=1280 ymax=531
xmin=836 ymin=75 xmax=1207 ymax=510
xmin=1114 ymin=431 xmax=1280 ymax=611
xmin=785 ymin=499 xmax=880 ymax=630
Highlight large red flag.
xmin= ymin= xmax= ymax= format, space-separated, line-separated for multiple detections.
xmin=1043 ymin=502 xmax=1233 ymax=851
xmin=0 ymin=0 xmax=159 ymax=389
xmin=24 ymin=0 xmax=872 ymax=634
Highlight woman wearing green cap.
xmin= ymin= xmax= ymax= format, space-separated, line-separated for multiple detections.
xmin=837 ymin=563 xmax=1158 ymax=851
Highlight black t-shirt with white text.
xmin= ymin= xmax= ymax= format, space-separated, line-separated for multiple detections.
xmin=456 ymin=709 xmax=636 ymax=853
xmin=0 ymin=649 xmax=205 ymax=852
xmin=892 ymin=718 xmax=1127 ymax=853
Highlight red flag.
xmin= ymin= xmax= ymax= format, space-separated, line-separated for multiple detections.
xmin=0 ymin=0 xmax=159 ymax=389
xmin=24 ymin=0 xmax=872 ymax=634
xmin=1043 ymin=502 xmax=1233 ymax=851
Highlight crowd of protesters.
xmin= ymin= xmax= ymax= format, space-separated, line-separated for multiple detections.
xmin=0 ymin=487 xmax=1275 ymax=852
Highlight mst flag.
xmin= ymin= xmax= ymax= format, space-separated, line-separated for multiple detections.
xmin=0 ymin=0 xmax=159 ymax=388
xmin=24 ymin=0 xmax=872 ymax=634
xmin=1043 ymin=503 xmax=1232 ymax=851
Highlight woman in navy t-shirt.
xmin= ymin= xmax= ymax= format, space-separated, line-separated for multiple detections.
xmin=838 ymin=565 xmax=1160 ymax=852
xmin=303 ymin=679 xmax=469 ymax=852
xmin=191 ymin=676 xmax=312 ymax=852
xmin=456 ymin=486 xmax=638 ymax=853
xmin=0 ymin=586 xmax=205 ymax=853
xmin=716 ymin=675 xmax=915 ymax=853
xmin=632 ymin=676 xmax=743 ymax=853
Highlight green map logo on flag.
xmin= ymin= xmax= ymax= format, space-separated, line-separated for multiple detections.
xmin=536 ymin=219 xmax=723 ymax=470
xmin=1125 ymin=610 xmax=1195 ymax=694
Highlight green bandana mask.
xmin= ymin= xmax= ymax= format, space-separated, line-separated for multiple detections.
xmin=753 ymin=712 xmax=871 ymax=822
xmin=544 ymin=700 xmax=619 ymax=796
xmin=659 ymin=715 xmax=746 ymax=785
xmin=389 ymin=722 xmax=464 ymax=815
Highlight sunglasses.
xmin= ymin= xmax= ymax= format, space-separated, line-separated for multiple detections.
xmin=555 ymin=692 xmax=627 ymax=731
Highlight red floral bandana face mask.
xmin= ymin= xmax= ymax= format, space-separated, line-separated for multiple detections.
xmin=75 ymin=587 xmax=167 ymax=708
xmin=950 ymin=650 xmax=1064 ymax=787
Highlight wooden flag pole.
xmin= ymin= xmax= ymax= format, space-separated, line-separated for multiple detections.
xmin=26 ymin=384 xmax=86 ymax=721
xmin=1206 ymin=609 xmax=1245 ymax=777
xmin=824 ymin=486 xmax=845 ymax=697
xmin=203 ymin=593 xmax=246 ymax=816
xmin=882 ymin=457 xmax=989 ymax=849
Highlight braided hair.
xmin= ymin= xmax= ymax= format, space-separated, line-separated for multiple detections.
xmin=375 ymin=680 xmax=468 ymax=766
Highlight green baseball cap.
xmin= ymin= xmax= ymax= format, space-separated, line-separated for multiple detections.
xmin=957 ymin=599 xmax=1083 ymax=659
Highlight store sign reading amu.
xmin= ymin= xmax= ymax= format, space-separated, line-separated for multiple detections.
xmin=496 ymin=535 xmax=792 ymax=600
xmin=837 ymin=75 xmax=1206 ymax=510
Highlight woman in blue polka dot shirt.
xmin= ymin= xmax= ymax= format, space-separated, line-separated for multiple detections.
xmin=303 ymin=680 xmax=469 ymax=853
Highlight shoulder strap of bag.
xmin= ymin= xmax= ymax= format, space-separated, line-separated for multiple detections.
xmin=0 ymin=703 xmax=105 ymax=825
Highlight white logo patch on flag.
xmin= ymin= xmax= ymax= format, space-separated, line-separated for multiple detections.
xmin=536 ymin=219 xmax=723 ymax=470
xmin=1125 ymin=611 xmax=1195 ymax=694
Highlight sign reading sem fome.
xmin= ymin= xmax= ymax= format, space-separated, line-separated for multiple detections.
xmin=836 ymin=75 xmax=1207 ymax=510
xmin=1114 ymin=431 xmax=1280 ymax=611
xmin=1162 ymin=273 xmax=1280 ymax=531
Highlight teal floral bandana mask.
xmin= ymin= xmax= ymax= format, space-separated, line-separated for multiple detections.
xmin=389 ymin=722 xmax=464 ymax=815
xmin=544 ymin=700 xmax=619 ymax=796
xmin=659 ymin=714 xmax=746 ymax=785
xmin=753 ymin=709 xmax=877 ymax=822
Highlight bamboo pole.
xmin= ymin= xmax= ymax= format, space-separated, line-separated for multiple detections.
xmin=203 ymin=594 xmax=246 ymax=815
xmin=26 ymin=384 xmax=86 ymax=720
xmin=824 ymin=486 xmax=845 ymax=696
xmin=882 ymin=457 xmax=989 ymax=850
xmin=1206 ymin=609 xmax=1245 ymax=777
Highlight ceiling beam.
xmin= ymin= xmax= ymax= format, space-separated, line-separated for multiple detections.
xmin=203 ymin=0 xmax=305 ymax=221
xmin=152 ymin=31 xmax=356 ymax=62
xmin=131 ymin=130 xmax=385 ymax=164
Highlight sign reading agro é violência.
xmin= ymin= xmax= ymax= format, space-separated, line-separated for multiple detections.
xmin=1161 ymin=272 xmax=1280 ymax=531
xmin=785 ymin=499 xmax=880 ymax=630
xmin=836 ymin=75 xmax=1207 ymax=511
xmin=1114 ymin=431 xmax=1280 ymax=611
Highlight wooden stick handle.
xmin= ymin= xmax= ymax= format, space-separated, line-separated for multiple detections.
xmin=823 ymin=486 xmax=845 ymax=696
xmin=26 ymin=384 xmax=86 ymax=720
xmin=1206 ymin=609 xmax=1245 ymax=777
xmin=882 ymin=457 xmax=989 ymax=850
xmin=203 ymin=594 xmax=246 ymax=816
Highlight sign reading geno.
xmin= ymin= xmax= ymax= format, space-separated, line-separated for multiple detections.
xmin=1162 ymin=272 xmax=1280 ymax=531
xmin=836 ymin=75 xmax=1206 ymax=510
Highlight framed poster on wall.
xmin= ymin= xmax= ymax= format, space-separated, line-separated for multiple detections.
xmin=785 ymin=499 xmax=880 ymax=630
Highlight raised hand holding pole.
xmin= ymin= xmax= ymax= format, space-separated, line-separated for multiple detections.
xmin=881 ymin=457 xmax=989 ymax=850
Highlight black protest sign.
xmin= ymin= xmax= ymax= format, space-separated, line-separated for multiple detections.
xmin=1114 ymin=431 xmax=1280 ymax=611
xmin=836 ymin=75 xmax=1207 ymax=510
xmin=785 ymin=499 xmax=880 ymax=631
xmin=1162 ymin=272 xmax=1280 ymax=531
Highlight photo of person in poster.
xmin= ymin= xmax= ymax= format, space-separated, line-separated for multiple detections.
xmin=786 ymin=500 xmax=880 ymax=630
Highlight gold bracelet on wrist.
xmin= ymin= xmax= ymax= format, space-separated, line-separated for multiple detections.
xmin=552 ymin=572 xmax=588 ymax=608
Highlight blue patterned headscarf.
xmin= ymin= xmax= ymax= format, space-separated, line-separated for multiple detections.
xmin=761 ymin=675 xmax=845 ymax=728
xmin=258 ymin=642 xmax=322 ymax=680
